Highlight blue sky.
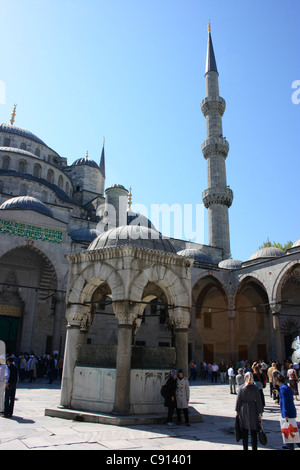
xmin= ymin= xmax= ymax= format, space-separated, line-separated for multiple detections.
xmin=0 ymin=0 xmax=299 ymax=261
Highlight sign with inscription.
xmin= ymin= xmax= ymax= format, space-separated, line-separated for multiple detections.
xmin=0 ymin=219 xmax=62 ymax=244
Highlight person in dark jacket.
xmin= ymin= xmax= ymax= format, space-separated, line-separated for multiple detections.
xmin=164 ymin=370 xmax=177 ymax=426
xmin=235 ymin=372 xmax=263 ymax=450
xmin=275 ymin=374 xmax=300 ymax=450
xmin=4 ymin=356 xmax=18 ymax=418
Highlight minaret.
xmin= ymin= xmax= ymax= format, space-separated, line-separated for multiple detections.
xmin=201 ymin=24 xmax=233 ymax=259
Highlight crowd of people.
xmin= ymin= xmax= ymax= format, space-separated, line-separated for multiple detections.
xmin=0 ymin=352 xmax=63 ymax=419
xmin=186 ymin=358 xmax=300 ymax=450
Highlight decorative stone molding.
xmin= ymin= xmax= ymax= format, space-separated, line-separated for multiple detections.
xmin=201 ymin=96 xmax=226 ymax=117
xmin=202 ymin=187 xmax=233 ymax=208
xmin=201 ymin=137 xmax=229 ymax=159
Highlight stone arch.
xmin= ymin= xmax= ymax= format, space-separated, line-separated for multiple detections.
xmin=234 ymin=275 xmax=271 ymax=361
xmin=129 ymin=262 xmax=190 ymax=309
xmin=272 ymin=260 xmax=300 ymax=305
xmin=68 ymin=261 xmax=125 ymax=306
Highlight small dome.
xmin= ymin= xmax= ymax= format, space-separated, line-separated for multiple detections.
xmin=292 ymin=238 xmax=300 ymax=248
xmin=219 ymin=258 xmax=242 ymax=269
xmin=71 ymin=156 xmax=99 ymax=168
xmin=68 ymin=227 xmax=99 ymax=243
xmin=177 ymin=248 xmax=213 ymax=264
xmin=249 ymin=246 xmax=285 ymax=260
xmin=127 ymin=210 xmax=156 ymax=230
xmin=88 ymin=225 xmax=176 ymax=253
xmin=0 ymin=196 xmax=53 ymax=217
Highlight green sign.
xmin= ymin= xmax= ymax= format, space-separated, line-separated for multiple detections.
xmin=0 ymin=219 xmax=62 ymax=244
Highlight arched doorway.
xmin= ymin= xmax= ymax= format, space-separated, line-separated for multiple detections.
xmin=192 ymin=275 xmax=229 ymax=363
xmin=0 ymin=245 xmax=58 ymax=354
xmin=235 ymin=276 xmax=271 ymax=362
xmin=279 ymin=263 xmax=300 ymax=360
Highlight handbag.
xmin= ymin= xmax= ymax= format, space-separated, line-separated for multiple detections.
xmin=258 ymin=423 xmax=267 ymax=446
xmin=280 ymin=418 xmax=300 ymax=444
xmin=235 ymin=416 xmax=242 ymax=442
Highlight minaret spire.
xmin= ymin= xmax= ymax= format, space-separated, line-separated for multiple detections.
xmin=201 ymin=26 xmax=233 ymax=259
xmin=99 ymin=137 xmax=105 ymax=177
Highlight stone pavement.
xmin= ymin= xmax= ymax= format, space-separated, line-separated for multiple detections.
xmin=0 ymin=377 xmax=299 ymax=451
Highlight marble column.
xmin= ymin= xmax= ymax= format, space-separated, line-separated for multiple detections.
xmin=60 ymin=322 xmax=81 ymax=407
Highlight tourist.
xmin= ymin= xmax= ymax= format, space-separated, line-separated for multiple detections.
xmin=4 ymin=356 xmax=18 ymax=418
xmin=228 ymin=363 xmax=236 ymax=394
xmin=287 ymin=364 xmax=299 ymax=401
xmin=274 ymin=374 xmax=300 ymax=450
xmin=219 ymin=359 xmax=227 ymax=383
xmin=272 ymin=364 xmax=281 ymax=404
xmin=189 ymin=360 xmax=197 ymax=381
xmin=236 ymin=368 xmax=245 ymax=392
xmin=211 ymin=362 xmax=219 ymax=383
xmin=252 ymin=364 xmax=265 ymax=409
xmin=176 ymin=369 xmax=190 ymax=426
xmin=235 ymin=372 xmax=263 ymax=451
xmin=163 ymin=370 xmax=177 ymax=426
xmin=267 ymin=362 xmax=277 ymax=398
xmin=0 ymin=359 xmax=6 ymax=413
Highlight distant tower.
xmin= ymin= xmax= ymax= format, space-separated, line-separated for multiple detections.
xmin=201 ymin=24 xmax=233 ymax=259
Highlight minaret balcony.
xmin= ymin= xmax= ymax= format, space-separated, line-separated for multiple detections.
xmin=202 ymin=187 xmax=233 ymax=209
xmin=201 ymin=137 xmax=229 ymax=159
xmin=201 ymin=96 xmax=226 ymax=117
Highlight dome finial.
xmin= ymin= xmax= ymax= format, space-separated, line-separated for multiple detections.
xmin=208 ymin=22 xmax=211 ymax=33
xmin=128 ymin=186 xmax=132 ymax=210
xmin=85 ymin=150 xmax=89 ymax=159
xmin=10 ymin=104 xmax=17 ymax=125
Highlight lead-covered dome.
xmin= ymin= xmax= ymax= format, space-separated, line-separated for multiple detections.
xmin=68 ymin=227 xmax=99 ymax=243
xmin=0 ymin=196 xmax=53 ymax=218
xmin=0 ymin=123 xmax=46 ymax=146
xmin=249 ymin=246 xmax=285 ymax=260
xmin=177 ymin=248 xmax=214 ymax=264
xmin=219 ymin=258 xmax=242 ymax=269
xmin=88 ymin=225 xmax=176 ymax=253
xmin=71 ymin=156 xmax=99 ymax=168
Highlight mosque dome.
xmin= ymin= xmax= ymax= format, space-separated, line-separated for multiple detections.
xmin=248 ymin=246 xmax=285 ymax=260
xmin=0 ymin=196 xmax=53 ymax=218
xmin=127 ymin=210 xmax=155 ymax=230
xmin=88 ymin=225 xmax=176 ymax=253
xmin=71 ymin=154 xmax=99 ymax=169
xmin=218 ymin=258 xmax=242 ymax=269
xmin=68 ymin=227 xmax=99 ymax=243
xmin=0 ymin=122 xmax=46 ymax=146
xmin=177 ymin=248 xmax=214 ymax=264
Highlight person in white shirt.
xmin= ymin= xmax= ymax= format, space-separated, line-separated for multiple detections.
xmin=228 ymin=364 xmax=236 ymax=394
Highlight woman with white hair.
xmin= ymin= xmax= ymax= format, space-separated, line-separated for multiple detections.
xmin=235 ymin=372 xmax=263 ymax=450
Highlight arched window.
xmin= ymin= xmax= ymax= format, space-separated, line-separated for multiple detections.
xmin=58 ymin=175 xmax=63 ymax=189
xmin=18 ymin=160 xmax=27 ymax=173
xmin=35 ymin=148 xmax=40 ymax=157
xmin=20 ymin=142 xmax=27 ymax=150
xmin=47 ymin=169 xmax=54 ymax=183
xmin=33 ymin=163 xmax=42 ymax=178
xmin=3 ymin=137 xmax=10 ymax=147
xmin=2 ymin=156 xmax=10 ymax=170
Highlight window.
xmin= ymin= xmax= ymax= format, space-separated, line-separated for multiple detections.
xmin=2 ymin=156 xmax=10 ymax=170
xmin=47 ymin=169 xmax=54 ymax=183
xmin=33 ymin=164 xmax=41 ymax=178
xmin=35 ymin=148 xmax=40 ymax=157
xmin=19 ymin=184 xmax=29 ymax=196
xmin=20 ymin=142 xmax=27 ymax=150
xmin=3 ymin=138 xmax=10 ymax=147
xmin=18 ymin=160 xmax=26 ymax=173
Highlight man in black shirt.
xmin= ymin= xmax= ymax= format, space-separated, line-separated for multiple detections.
xmin=4 ymin=356 xmax=18 ymax=418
